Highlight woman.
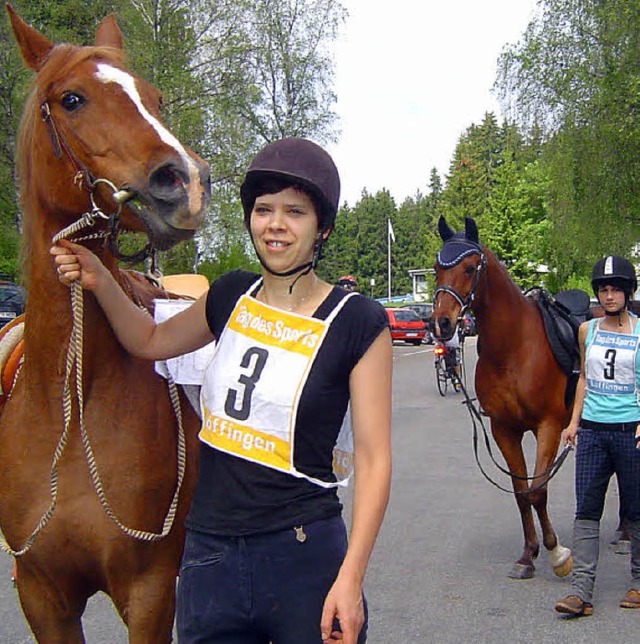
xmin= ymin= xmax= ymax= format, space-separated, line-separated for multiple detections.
xmin=51 ymin=138 xmax=392 ymax=643
xmin=555 ymin=255 xmax=640 ymax=617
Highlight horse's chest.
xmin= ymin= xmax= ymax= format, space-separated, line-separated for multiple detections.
xmin=475 ymin=361 xmax=528 ymax=420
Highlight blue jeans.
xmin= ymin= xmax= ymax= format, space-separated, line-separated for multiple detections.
xmin=575 ymin=428 xmax=640 ymax=521
xmin=176 ymin=516 xmax=368 ymax=643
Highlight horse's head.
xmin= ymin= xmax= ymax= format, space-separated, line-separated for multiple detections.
xmin=433 ymin=216 xmax=485 ymax=340
xmin=8 ymin=5 xmax=211 ymax=252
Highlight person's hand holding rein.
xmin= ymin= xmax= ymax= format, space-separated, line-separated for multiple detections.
xmin=50 ymin=239 xmax=108 ymax=291
xmin=561 ymin=423 xmax=578 ymax=448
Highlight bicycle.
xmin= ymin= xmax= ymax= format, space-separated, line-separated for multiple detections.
xmin=433 ymin=342 xmax=464 ymax=397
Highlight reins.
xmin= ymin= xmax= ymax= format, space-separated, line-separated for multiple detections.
xmin=0 ymin=177 xmax=188 ymax=558
xmin=452 ymin=373 xmax=572 ymax=494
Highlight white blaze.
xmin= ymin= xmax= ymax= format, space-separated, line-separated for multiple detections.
xmin=94 ymin=63 xmax=201 ymax=212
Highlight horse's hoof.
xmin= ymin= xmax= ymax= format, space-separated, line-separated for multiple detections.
xmin=553 ymin=554 xmax=573 ymax=577
xmin=509 ymin=563 xmax=535 ymax=579
xmin=615 ymin=539 xmax=631 ymax=556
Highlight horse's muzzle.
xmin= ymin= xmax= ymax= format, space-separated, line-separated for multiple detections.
xmin=147 ymin=159 xmax=211 ymax=230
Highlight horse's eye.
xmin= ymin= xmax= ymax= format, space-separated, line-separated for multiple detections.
xmin=464 ymin=265 xmax=476 ymax=276
xmin=61 ymin=92 xmax=85 ymax=112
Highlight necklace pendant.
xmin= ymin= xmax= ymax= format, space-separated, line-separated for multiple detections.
xmin=294 ymin=525 xmax=307 ymax=543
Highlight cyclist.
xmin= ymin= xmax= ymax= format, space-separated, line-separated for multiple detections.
xmin=435 ymin=332 xmax=462 ymax=389
xmin=337 ymin=275 xmax=357 ymax=292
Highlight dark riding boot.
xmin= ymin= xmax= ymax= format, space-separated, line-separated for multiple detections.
xmin=569 ymin=519 xmax=600 ymax=603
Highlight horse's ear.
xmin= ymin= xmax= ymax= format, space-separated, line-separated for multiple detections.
xmin=464 ymin=217 xmax=479 ymax=244
xmin=95 ymin=14 xmax=123 ymax=50
xmin=438 ymin=216 xmax=455 ymax=242
xmin=6 ymin=4 xmax=54 ymax=72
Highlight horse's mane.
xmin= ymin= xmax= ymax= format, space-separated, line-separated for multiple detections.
xmin=481 ymin=246 xmax=530 ymax=303
xmin=16 ymin=43 xmax=126 ymax=282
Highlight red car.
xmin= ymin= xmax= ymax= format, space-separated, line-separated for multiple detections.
xmin=385 ymin=308 xmax=427 ymax=345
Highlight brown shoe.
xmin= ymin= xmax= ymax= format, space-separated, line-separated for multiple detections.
xmin=620 ymin=589 xmax=640 ymax=608
xmin=555 ymin=595 xmax=594 ymax=616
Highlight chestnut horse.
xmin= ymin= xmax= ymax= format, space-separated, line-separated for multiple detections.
xmin=0 ymin=7 xmax=209 ymax=642
xmin=433 ymin=216 xmax=573 ymax=579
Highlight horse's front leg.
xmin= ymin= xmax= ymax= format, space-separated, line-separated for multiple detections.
xmin=16 ymin=556 xmax=87 ymax=644
xmin=530 ymin=422 xmax=573 ymax=577
xmin=492 ymin=423 xmax=539 ymax=579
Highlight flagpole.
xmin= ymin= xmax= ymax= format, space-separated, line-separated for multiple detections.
xmin=387 ymin=219 xmax=391 ymax=300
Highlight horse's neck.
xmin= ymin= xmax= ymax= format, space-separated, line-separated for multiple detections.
xmin=472 ymin=253 xmax=532 ymax=351
xmin=22 ymin=219 xmax=123 ymax=367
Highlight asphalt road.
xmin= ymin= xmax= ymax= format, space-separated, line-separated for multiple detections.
xmin=1 ymin=338 xmax=637 ymax=642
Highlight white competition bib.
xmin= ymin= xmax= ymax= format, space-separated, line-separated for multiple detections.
xmin=200 ymin=289 xmax=355 ymax=487
xmin=587 ymin=320 xmax=640 ymax=396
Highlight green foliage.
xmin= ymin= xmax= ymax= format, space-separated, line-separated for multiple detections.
xmin=496 ymin=0 xmax=640 ymax=283
xmin=197 ymin=241 xmax=259 ymax=283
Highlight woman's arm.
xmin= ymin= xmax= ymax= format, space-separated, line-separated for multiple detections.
xmin=51 ymin=240 xmax=214 ymax=360
xmin=562 ymin=321 xmax=588 ymax=447
xmin=320 ymin=328 xmax=392 ymax=644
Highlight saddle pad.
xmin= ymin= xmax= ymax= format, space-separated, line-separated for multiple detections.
xmin=0 ymin=315 xmax=25 ymax=400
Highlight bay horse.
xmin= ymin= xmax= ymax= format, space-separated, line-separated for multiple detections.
xmin=433 ymin=216 xmax=573 ymax=579
xmin=1 ymin=6 xmax=209 ymax=642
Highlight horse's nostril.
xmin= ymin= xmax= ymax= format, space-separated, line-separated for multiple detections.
xmin=149 ymin=163 xmax=186 ymax=203
xmin=440 ymin=317 xmax=452 ymax=334
xmin=151 ymin=165 xmax=182 ymax=191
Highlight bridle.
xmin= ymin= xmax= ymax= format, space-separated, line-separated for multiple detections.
xmin=433 ymin=251 xmax=486 ymax=335
xmin=40 ymin=99 xmax=156 ymax=265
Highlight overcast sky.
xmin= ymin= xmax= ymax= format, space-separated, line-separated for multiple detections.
xmin=326 ymin=0 xmax=539 ymax=206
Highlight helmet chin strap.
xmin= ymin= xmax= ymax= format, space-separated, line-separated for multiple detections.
xmin=255 ymin=235 xmax=324 ymax=294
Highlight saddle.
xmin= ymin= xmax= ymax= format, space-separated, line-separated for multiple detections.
xmin=526 ymin=287 xmax=591 ymax=407
xmin=526 ymin=287 xmax=590 ymax=376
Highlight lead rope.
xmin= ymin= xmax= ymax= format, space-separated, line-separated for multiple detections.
xmin=1 ymin=188 xmax=186 ymax=557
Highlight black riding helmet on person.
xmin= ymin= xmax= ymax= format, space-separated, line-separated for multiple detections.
xmin=591 ymin=255 xmax=638 ymax=317
xmin=240 ymin=138 xmax=340 ymax=286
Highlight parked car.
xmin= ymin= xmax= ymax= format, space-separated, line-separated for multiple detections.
xmin=385 ymin=308 xmax=427 ymax=345
xmin=0 ymin=281 xmax=25 ymax=329
xmin=404 ymin=302 xmax=434 ymax=344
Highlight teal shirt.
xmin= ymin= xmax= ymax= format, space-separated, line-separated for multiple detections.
xmin=582 ymin=314 xmax=640 ymax=423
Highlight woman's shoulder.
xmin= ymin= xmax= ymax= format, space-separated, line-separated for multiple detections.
xmin=209 ymin=270 xmax=260 ymax=299
xmin=334 ymin=289 xmax=387 ymax=320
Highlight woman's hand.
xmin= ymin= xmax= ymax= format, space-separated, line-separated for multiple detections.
xmin=320 ymin=573 xmax=364 ymax=644
xmin=50 ymin=240 xmax=107 ymax=291
xmin=561 ymin=423 xmax=578 ymax=448
xmin=636 ymin=423 xmax=640 ymax=450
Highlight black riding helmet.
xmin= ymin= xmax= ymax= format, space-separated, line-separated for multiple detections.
xmin=591 ymin=256 xmax=637 ymax=294
xmin=240 ymin=139 xmax=340 ymax=280
xmin=591 ymin=255 xmax=637 ymax=315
